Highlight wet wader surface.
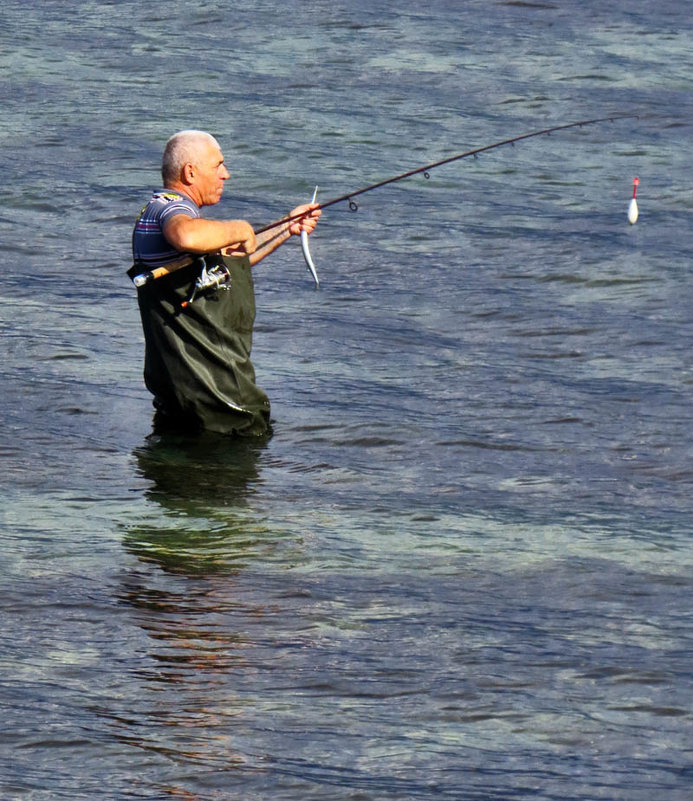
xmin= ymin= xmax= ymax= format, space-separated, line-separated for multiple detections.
xmin=136 ymin=255 xmax=271 ymax=436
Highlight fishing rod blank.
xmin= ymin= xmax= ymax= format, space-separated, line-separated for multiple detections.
xmin=256 ymin=114 xmax=638 ymax=235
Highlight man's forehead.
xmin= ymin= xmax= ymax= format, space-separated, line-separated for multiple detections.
xmin=193 ymin=138 xmax=223 ymax=161
xmin=208 ymin=142 xmax=225 ymax=163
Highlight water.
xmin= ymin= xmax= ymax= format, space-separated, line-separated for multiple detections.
xmin=1 ymin=1 xmax=692 ymax=798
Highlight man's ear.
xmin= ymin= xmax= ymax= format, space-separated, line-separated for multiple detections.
xmin=182 ymin=162 xmax=195 ymax=185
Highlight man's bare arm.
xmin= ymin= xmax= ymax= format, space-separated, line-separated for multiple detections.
xmin=163 ymin=215 xmax=257 ymax=255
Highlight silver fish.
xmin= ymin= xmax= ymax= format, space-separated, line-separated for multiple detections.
xmin=301 ymin=185 xmax=320 ymax=289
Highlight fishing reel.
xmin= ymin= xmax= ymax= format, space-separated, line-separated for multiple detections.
xmin=182 ymin=259 xmax=231 ymax=309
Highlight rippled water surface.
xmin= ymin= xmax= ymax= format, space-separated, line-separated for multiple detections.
xmin=1 ymin=1 xmax=692 ymax=798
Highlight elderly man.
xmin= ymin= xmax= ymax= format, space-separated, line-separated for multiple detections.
xmin=130 ymin=130 xmax=320 ymax=436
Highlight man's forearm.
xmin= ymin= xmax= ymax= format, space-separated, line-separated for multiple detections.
xmin=246 ymin=222 xmax=293 ymax=266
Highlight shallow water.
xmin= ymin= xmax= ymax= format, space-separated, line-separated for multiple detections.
xmin=1 ymin=1 xmax=692 ymax=799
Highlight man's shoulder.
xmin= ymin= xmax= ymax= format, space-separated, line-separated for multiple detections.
xmin=153 ymin=190 xmax=187 ymax=203
xmin=145 ymin=190 xmax=199 ymax=220
xmin=149 ymin=190 xmax=196 ymax=206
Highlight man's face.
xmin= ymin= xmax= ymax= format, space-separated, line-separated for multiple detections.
xmin=194 ymin=141 xmax=230 ymax=206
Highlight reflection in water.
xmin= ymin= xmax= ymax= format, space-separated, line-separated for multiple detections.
xmin=125 ymin=431 xmax=275 ymax=576
xmin=135 ymin=429 xmax=268 ymax=508
xmin=113 ymin=433 xmax=282 ymax=793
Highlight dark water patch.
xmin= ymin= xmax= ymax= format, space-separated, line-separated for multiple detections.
xmin=607 ymin=704 xmax=689 ymax=717
xmin=498 ymin=1 xmax=558 ymax=7
xmin=334 ymin=436 xmax=407 ymax=448
xmin=44 ymin=353 xmax=90 ymax=361
xmin=522 ymin=349 xmax=584 ymax=359
xmin=438 ymin=439 xmax=544 ymax=452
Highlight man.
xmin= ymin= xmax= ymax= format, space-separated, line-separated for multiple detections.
xmin=130 ymin=130 xmax=320 ymax=436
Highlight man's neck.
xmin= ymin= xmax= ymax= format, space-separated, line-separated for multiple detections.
xmin=163 ymin=181 xmax=200 ymax=206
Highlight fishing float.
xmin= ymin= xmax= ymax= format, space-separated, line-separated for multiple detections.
xmin=628 ymin=177 xmax=639 ymax=224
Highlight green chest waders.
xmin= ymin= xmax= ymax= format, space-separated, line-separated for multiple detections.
xmin=136 ymin=255 xmax=271 ymax=436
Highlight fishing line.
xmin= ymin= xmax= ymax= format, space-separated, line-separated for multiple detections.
xmin=256 ymin=114 xmax=639 ymax=235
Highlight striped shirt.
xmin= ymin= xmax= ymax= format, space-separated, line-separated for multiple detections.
xmin=132 ymin=191 xmax=199 ymax=268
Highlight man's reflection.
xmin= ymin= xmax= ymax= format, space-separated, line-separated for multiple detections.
xmin=135 ymin=430 xmax=268 ymax=507
xmin=125 ymin=431 xmax=271 ymax=575
xmin=111 ymin=432 xmax=280 ymax=782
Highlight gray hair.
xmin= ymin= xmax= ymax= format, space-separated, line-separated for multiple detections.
xmin=161 ymin=130 xmax=220 ymax=184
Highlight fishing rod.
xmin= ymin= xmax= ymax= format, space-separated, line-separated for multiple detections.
xmin=131 ymin=114 xmax=637 ymax=289
xmin=255 ymin=113 xmax=638 ymax=236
